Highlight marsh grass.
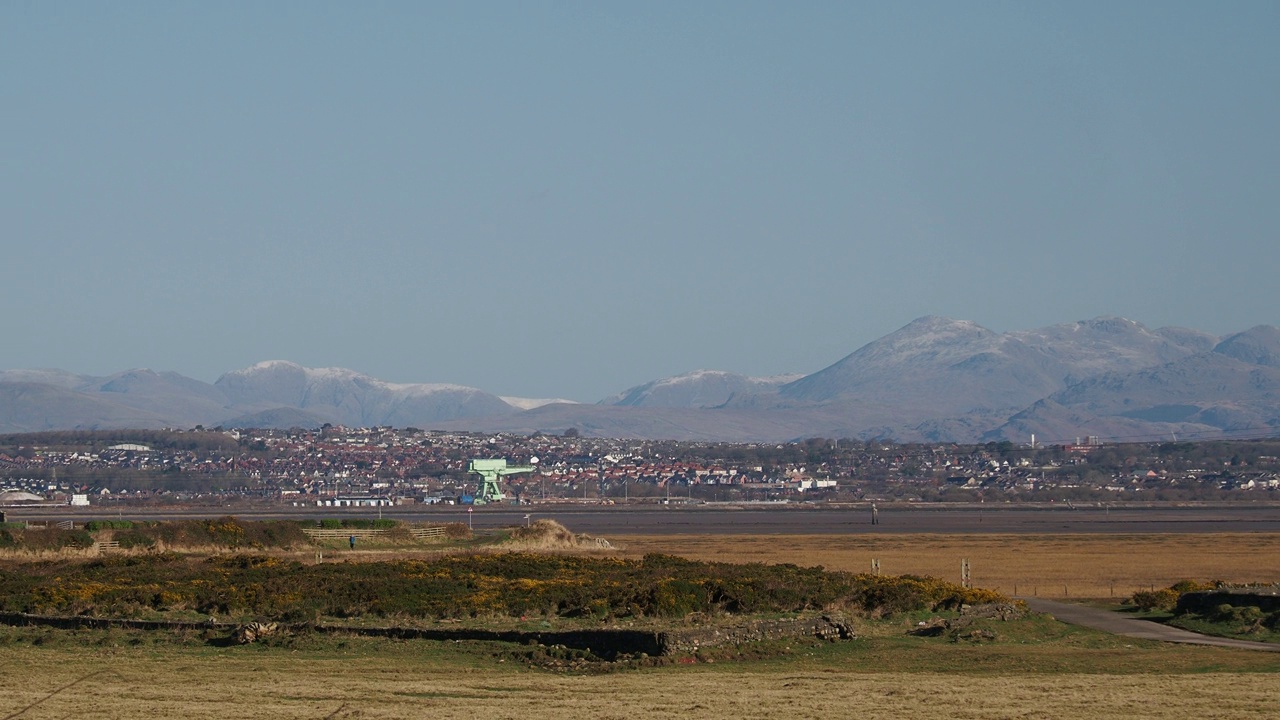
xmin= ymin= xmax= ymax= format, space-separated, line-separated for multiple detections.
xmin=613 ymin=532 xmax=1280 ymax=598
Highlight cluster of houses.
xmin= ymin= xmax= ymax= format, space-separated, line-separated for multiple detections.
xmin=1 ymin=428 xmax=1278 ymax=507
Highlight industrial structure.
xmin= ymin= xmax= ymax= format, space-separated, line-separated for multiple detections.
xmin=467 ymin=458 xmax=536 ymax=504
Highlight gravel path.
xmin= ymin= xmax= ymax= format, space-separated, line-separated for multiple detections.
xmin=1020 ymin=597 xmax=1280 ymax=652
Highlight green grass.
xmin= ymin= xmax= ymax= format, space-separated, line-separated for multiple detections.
xmin=1165 ymin=614 xmax=1280 ymax=643
xmin=1089 ymin=594 xmax=1280 ymax=645
xmin=4 ymin=610 xmax=1280 ymax=678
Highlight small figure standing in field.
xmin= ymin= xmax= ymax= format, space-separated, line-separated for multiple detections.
xmin=871 ymin=503 xmax=879 ymax=525
xmin=349 ymin=535 xmax=356 ymax=550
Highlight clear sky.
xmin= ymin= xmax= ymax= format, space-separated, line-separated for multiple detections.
xmin=3 ymin=1 xmax=1278 ymax=401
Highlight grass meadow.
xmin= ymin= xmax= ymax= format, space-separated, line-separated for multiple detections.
xmin=2 ymin=620 xmax=1279 ymax=720
xmin=3 ymin=530 xmax=1280 ymax=718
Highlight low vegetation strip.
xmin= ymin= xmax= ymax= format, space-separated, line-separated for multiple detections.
xmin=0 ymin=551 xmax=1006 ymax=623
xmin=0 ymin=516 xmax=313 ymax=552
xmin=0 ymin=516 xmax=461 ymax=553
xmin=0 ymin=610 xmax=854 ymax=660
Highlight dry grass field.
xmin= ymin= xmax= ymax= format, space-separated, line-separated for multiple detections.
xmin=612 ymin=532 xmax=1280 ymax=598
xmin=2 ymin=628 xmax=1279 ymax=720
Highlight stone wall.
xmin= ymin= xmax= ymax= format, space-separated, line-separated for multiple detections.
xmin=657 ymin=615 xmax=854 ymax=656
xmin=1177 ymin=587 xmax=1280 ymax=615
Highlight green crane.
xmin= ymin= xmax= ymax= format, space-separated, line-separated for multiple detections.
xmin=467 ymin=458 xmax=536 ymax=504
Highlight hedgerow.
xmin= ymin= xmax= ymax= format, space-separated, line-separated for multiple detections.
xmin=0 ymin=518 xmax=311 ymax=552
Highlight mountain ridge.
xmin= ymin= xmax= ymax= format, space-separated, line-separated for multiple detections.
xmin=1 ymin=315 xmax=1276 ymax=443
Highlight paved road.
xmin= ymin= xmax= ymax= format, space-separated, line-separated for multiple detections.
xmin=11 ymin=503 xmax=1280 ymax=535
xmin=1020 ymin=597 xmax=1280 ymax=652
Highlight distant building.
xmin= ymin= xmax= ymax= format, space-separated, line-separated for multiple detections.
xmin=0 ymin=490 xmax=45 ymax=505
xmin=315 ymin=495 xmax=392 ymax=507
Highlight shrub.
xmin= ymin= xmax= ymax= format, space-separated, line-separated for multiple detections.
xmin=1170 ymin=579 xmax=1219 ymax=594
xmin=1131 ymin=588 xmax=1180 ymax=612
xmin=443 ymin=523 xmax=472 ymax=539
xmin=1210 ymin=603 xmax=1264 ymax=623
xmin=85 ymin=520 xmax=135 ymax=531
xmin=113 ymin=530 xmax=156 ymax=550
xmin=16 ymin=528 xmax=95 ymax=551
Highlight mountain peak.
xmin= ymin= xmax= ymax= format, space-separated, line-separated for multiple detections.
xmin=866 ymin=317 xmax=1000 ymax=357
xmin=1214 ymin=325 xmax=1280 ymax=367
xmin=901 ymin=315 xmax=985 ymax=331
xmin=245 ymin=360 xmax=304 ymax=372
xmin=1077 ymin=315 xmax=1144 ymax=332
xmin=778 ymin=315 xmax=1049 ymax=409
xmin=601 ymin=369 xmax=795 ymax=408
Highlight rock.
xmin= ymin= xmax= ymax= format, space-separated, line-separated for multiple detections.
xmin=234 ymin=621 xmax=279 ymax=644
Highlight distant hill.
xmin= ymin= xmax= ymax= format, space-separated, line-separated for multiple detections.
xmin=984 ymin=352 xmax=1280 ymax=442
xmin=1 ymin=316 xmax=1278 ymax=442
xmin=0 ymin=361 xmax=518 ymax=433
xmin=0 ymin=381 xmax=172 ymax=433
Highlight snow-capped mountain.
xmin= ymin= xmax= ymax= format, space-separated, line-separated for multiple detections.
xmin=499 ymin=396 xmax=579 ymax=411
xmin=600 ymin=370 xmax=802 ymax=409
xmin=2 ymin=316 xmax=1279 ymax=442
xmin=1009 ymin=316 xmax=1218 ymax=383
xmin=214 ymin=361 xmax=516 ymax=427
xmin=777 ymin=316 xmax=1066 ymax=414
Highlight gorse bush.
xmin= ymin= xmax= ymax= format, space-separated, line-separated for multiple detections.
xmin=0 ymin=551 xmax=1010 ymax=622
xmin=1131 ymin=588 xmax=1181 ymax=612
xmin=1130 ymin=580 xmax=1223 ymax=612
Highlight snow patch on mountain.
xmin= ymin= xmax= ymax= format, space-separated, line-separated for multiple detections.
xmin=500 ymin=396 xmax=580 ymax=411
xmin=601 ymin=369 xmax=799 ymax=409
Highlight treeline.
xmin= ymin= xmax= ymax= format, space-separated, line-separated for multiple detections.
xmin=0 ymin=429 xmax=242 ymax=455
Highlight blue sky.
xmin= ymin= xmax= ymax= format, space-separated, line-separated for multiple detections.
xmin=3 ymin=1 xmax=1278 ymax=401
